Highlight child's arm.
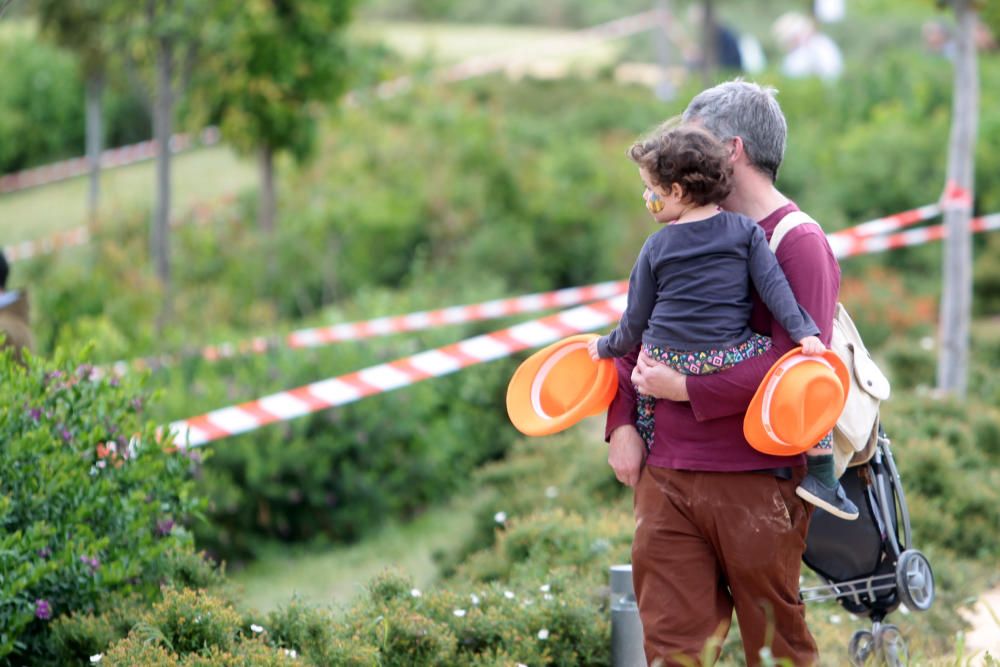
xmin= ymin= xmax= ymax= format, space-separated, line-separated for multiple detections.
xmin=593 ymin=240 xmax=657 ymax=360
xmin=746 ymin=224 xmax=822 ymax=346
xmin=684 ymin=225 xmax=839 ymax=421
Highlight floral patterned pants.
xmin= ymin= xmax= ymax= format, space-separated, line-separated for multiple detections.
xmin=636 ymin=333 xmax=773 ymax=449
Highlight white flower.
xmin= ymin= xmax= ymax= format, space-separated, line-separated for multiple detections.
xmin=453 ymin=609 xmax=467 ymax=617
xmin=829 ymin=614 xmax=842 ymax=625
xmin=284 ymin=648 xmax=298 ymax=658
xmin=544 ymin=593 xmax=554 ymax=601
xmin=920 ymin=336 xmax=935 ymax=351
xmin=410 ymin=588 xmax=422 ymax=597
xmin=250 ymin=623 xmax=265 ymax=634
xmin=470 ymin=593 xmax=480 ymax=605
xmin=539 ymin=584 xmax=551 ymax=593
xmin=537 ymin=628 xmax=550 ymax=640
xmin=517 ymin=664 xmax=528 ymax=667
xmin=522 ymin=598 xmax=534 ymax=606
xmin=89 ymin=656 xmax=103 ymax=664
xmin=494 ymin=511 xmax=507 ymax=524
xmin=504 ymin=590 xmax=515 ymax=599
xmin=545 ymin=486 xmax=559 ymax=499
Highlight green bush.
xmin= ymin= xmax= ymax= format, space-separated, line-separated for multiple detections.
xmin=0 ymin=25 xmax=151 ymax=173
xmin=100 ymin=588 xmax=298 ymax=666
xmin=0 ymin=349 xmax=203 ymax=665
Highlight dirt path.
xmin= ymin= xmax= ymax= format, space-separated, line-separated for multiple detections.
xmin=962 ymin=584 xmax=1000 ymax=664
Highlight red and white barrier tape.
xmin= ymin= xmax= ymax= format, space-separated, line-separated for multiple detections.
xmin=108 ymin=280 xmax=628 ymax=375
xmin=3 ymin=226 xmax=91 ymax=262
xmin=166 ymin=211 xmax=1000 ymax=448
xmin=168 ymin=294 xmax=628 ymax=447
xmin=831 ymin=213 xmax=1000 ymax=259
xmin=0 ymin=127 xmax=221 ymax=195
xmin=3 ymin=192 xmax=239 ymax=265
xmin=831 ymin=203 xmax=940 ymax=239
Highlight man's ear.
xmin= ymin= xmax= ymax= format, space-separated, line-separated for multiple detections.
xmin=729 ymin=136 xmax=745 ymax=163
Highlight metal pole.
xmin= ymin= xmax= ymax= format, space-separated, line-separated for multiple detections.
xmin=610 ymin=564 xmax=646 ymax=667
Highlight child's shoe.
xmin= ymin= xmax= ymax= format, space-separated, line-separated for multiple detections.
xmin=796 ymin=475 xmax=860 ymax=520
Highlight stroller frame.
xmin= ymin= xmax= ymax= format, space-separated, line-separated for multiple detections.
xmin=799 ymin=425 xmax=935 ymax=666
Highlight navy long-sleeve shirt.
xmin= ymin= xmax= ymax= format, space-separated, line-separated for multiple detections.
xmin=597 ymin=210 xmax=819 ymax=358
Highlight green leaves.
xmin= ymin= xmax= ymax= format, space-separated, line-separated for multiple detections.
xmin=190 ymin=0 xmax=355 ymax=161
xmin=0 ymin=351 xmax=203 ymax=664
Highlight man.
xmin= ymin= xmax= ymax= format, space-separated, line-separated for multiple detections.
xmin=605 ymin=80 xmax=840 ymax=666
xmin=0 ymin=250 xmax=35 ymax=363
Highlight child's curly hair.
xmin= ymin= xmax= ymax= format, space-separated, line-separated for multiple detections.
xmin=627 ymin=122 xmax=733 ymax=206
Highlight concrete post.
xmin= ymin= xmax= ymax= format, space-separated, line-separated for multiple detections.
xmin=610 ymin=564 xmax=645 ymax=667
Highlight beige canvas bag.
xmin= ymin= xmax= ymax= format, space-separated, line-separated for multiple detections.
xmin=769 ymin=211 xmax=891 ymax=477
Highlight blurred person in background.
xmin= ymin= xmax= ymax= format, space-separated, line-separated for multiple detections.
xmin=0 ymin=250 xmax=35 ymax=364
xmin=772 ymin=10 xmax=843 ymax=81
xmin=686 ymin=4 xmax=765 ymax=74
xmin=922 ymin=19 xmax=957 ymax=60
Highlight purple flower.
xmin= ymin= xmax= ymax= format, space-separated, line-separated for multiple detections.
xmin=37 ymin=547 xmax=51 ymax=559
xmin=131 ymin=397 xmax=143 ymax=412
xmin=28 ymin=408 xmax=41 ymax=422
xmin=109 ymin=376 xmax=120 ymax=387
xmin=35 ymin=599 xmax=52 ymax=620
xmin=60 ymin=428 xmax=72 ymax=443
xmin=80 ymin=555 xmax=100 ymax=571
xmin=156 ymin=519 xmax=175 ymax=537
xmin=76 ymin=364 xmax=94 ymax=379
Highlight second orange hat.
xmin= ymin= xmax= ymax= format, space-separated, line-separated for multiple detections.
xmin=744 ymin=347 xmax=850 ymax=456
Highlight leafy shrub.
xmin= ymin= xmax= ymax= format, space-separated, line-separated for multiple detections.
xmin=0 ymin=350 xmax=203 ymax=665
xmin=883 ymin=337 xmax=936 ymax=390
xmin=0 ymin=26 xmax=150 ymax=173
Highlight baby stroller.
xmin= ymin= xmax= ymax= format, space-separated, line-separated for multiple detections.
xmin=800 ymin=425 xmax=936 ymax=666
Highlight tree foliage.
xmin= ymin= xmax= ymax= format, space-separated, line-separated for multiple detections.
xmin=193 ymin=0 xmax=355 ymax=163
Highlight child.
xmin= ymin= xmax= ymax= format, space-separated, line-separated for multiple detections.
xmin=587 ymin=122 xmax=858 ymax=521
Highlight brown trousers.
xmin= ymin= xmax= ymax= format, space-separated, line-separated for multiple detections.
xmin=632 ymin=466 xmax=818 ymax=667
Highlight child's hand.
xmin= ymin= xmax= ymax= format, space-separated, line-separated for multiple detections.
xmin=799 ymin=335 xmax=825 ymax=356
xmin=587 ymin=338 xmax=600 ymax=361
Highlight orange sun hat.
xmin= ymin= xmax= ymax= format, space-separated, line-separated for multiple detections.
xmin=744 ymin=347 xmax=850 ymax=456
xmin=506 ymin=334 xmax=619 ymax=437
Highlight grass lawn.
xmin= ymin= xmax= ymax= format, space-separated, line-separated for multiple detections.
xmin=229 ymin=496 xmax=480 ymax=614
xmin=0 ymin=145 xmax=257 ymax=244
xmin=354 ymin=20 xmax=623 ymax=68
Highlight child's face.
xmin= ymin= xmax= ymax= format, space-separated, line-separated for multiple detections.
xmin=639 ymin=168 xmax=684 ymax=224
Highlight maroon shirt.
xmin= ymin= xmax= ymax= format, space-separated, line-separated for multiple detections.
xmin=604 ymin=202 xmax=842 ymax=471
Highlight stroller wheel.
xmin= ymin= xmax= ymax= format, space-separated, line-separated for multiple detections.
xmin=896 ymin=549 xmax=935 ymax=611
xmin=848 ymin=629 xmax=875 ymax=666
xmin=876 ymin=624 xmax=909 ymax=667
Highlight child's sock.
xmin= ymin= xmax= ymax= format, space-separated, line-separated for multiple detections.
xmin=806 ymin=453 xmax=838 ymax=489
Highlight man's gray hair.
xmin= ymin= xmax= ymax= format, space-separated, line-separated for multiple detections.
xmin=681 ymin=80 xmax=787 ymax=183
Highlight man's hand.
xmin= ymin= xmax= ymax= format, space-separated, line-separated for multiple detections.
xmin=632 ymin=350 xmax=689 ymax=401
xmin=608 ymin=425 xmax=646 ymax=487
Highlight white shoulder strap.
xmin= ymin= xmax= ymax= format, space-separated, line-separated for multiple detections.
xmin=768 ymin=210 xmax=820 ymax=253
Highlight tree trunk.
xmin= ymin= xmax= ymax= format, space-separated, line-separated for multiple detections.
xmin=258 ymin=144 xmax=276 ymax=233
xmin=153 ymin=23 xmax=175 ymax=330
xmin=85 ymin=72 xmax=104 ymax=226
xmin=936 ymin=0 xmax=979 ymax=397
xmin=701 ymin=0 xmax=716 ymax=87
xmin=652 ymin=0 xmax=675 ymax=101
